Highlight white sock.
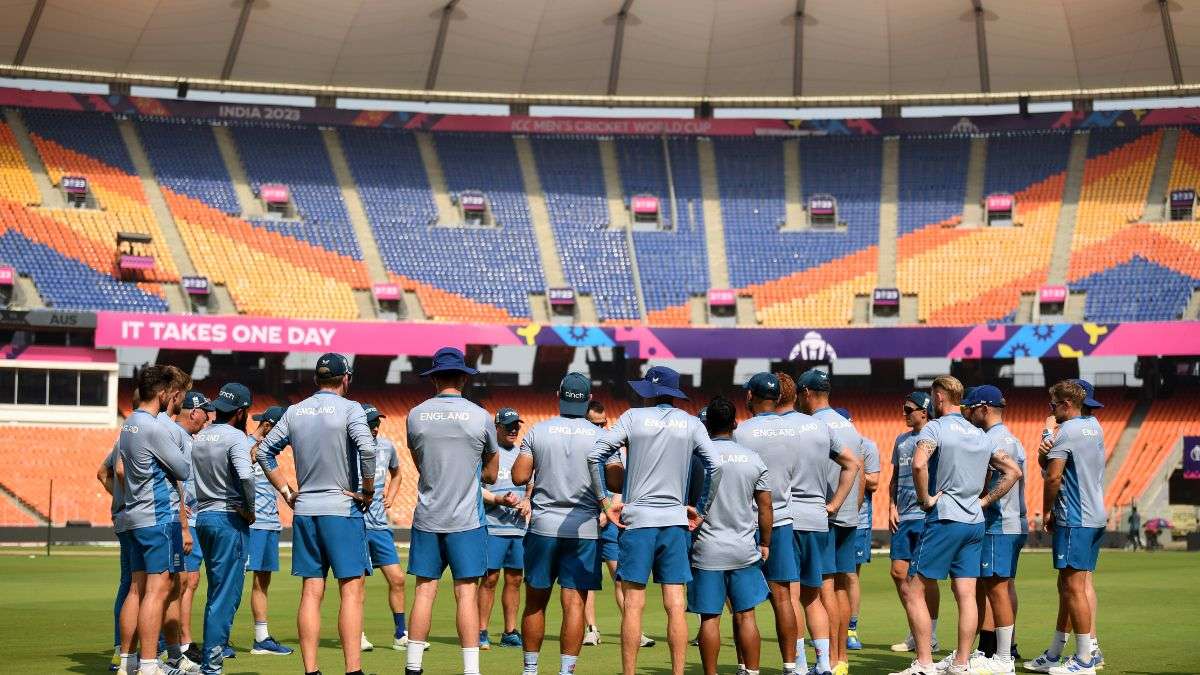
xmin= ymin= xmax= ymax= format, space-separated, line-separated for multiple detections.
xmin=746 ymin=670 xmax=760 ymax=675
xmin=995 ymin=625 xmax=1014 ymax=661
xmin=784 ymin=662 xmax=796 ymax=674
xmin=254 ymin=620 xmax=269 ymax=642
xmin=1048 ymin=631 xmax=1068 ymax=659
xmin=120 ymin=654 xmax=135 ymax=673
xmin=139 ymin=659 xmax=158 ymax=675
xmin=559 ymin=653 xmax=577 ymax=674
xmin=524 ymin=651 xmax=539 ymax=673
xmin=1075 ymin=634 xmax=1093 ymax=663
xmin=463 ymin=646 xmax=481 ymax=675
xmin=931 ymin=618 xmax=939 ymax=638
xmin=406 ymin=640 xmax=428 ymax=670
xmin=814 ymin=638 xmax=831 ymax=673
xmin=796 ymin=637 xmax=808 ymax=670
xmin=737 ymin=664 xmax=746 ymax=673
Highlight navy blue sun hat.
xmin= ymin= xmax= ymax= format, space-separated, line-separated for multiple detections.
xmin=905 ymin=391 xmax=933 ymax=415
xmin=796 ymin=368 xmax=831 ymax=392
xmin=181 ymin=390 xmax=214 ymax=412
xmin=252 ymin=405 xmax=287 ymax=423
xmin=628 ymin=365 xmax=688 ymax=400
xmin=558 ymin=372 xmax=592 ymax=416
xmin=1071 ymin=378 xmax=1104 ymax=409
xmin=963 ymin=384 xmax=1006 ymax=408
xmin=744 ymin=372 xmax=781 ymax=400
xmin=212 ymin=382 xmax=252 ymax=413
xmin=420 ymin=347 xmax=479 ymax=377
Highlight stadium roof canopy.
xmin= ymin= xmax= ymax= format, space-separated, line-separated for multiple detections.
xmin=2 ymin=0 xmax=1199 ymax=107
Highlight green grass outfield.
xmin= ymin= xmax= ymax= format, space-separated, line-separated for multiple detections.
xmin=2 ymin=547 xmax=1196 ymax=674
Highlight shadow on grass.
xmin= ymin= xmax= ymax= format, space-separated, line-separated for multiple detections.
xmin=63 ymin=649 xmax=109 ymax=674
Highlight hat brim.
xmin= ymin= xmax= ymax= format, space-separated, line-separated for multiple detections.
xmin=1084 ymin=397 xmax=1104 ymax=409
xmin=559 ymin=398 xmax=589 ymax=416
xmin=187 ymin=402 xmax=216 ymax=412
xmin=628 ymin=379 xmax=688 ymax=400
xmin=419 ymin=364 xmax=479 ymax=377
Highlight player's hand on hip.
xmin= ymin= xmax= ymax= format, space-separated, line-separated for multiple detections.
xmin=920 ymin=492 xmax=942 ymax=512
xmin=343 ymin=490 xmax=372 ymax=512
xmin=605 ymin=502 xmax=626 ymax=529
xmin=686 ymin=506 xmax=704 ymax=531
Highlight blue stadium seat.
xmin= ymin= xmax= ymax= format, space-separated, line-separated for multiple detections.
xmin=1071 ymin=255 xmax=1198 ymax=322
xmin=137 ymin=119 xmax=239 ymax=215
xmin=898 ymin=136 xmax=970 ymax=234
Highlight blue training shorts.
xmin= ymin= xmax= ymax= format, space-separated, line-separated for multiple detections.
xmin=291 ymin=515 xmax=371 ymax=580
xmin=246 ymin=529 xmax=280 ymax=572
xmin=760 ymin=523 xmax=799 ymax=583
xmin=890 ymin=518 xmax=925 ymax=562
xmin=616 ymin=525 xmax=691 ymax=585
xmin=854 ymin=527 xmax=873 ymax=564
xmin=129 ymin=522 xmax=183 ymax=574
xmin=828 ymin=525 xmax=858 ymax=575
xmin=980 ymin=532 xmax=1026 ymax=578
xmin=910 ymin=519 xmax=984 ymax=580
xmin=599 ymin=522 xmax=620 ymax=562
xmin=793 ymin=529 xmax=827 ymax=588
xmin=524 ymin=532 xmax=602 ymax=591
xmin=367 ymin=528 xmax=401 ymax=568
xmin=486 ymin=533 xmax=525 ymax=571
xmin=408 ymin=526 xmax=488 ymax=580
xmin=1052 ymin=526 xmax=1104 ymax=572
xmin=687 ymin=565 xmax=769 ymax=615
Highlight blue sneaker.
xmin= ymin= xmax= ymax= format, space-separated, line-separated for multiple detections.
xmin=479 ymin=630 xmax=491 ymax=651
xmin=250 ymin=637 xmax=293 ymax=656
xmin=1047 ymin=655 xmax=1097 ymax=675
xmin=846 ymin=629 xmax=863 ymax=650
xmin=499 ymin=630 xmax=523 ymax=648
xmin=221 ymin=644 xmax=236 ymax=660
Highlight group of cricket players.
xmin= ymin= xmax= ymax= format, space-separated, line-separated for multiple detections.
xmin=101 ymin=345 xmax=1111 ymax=675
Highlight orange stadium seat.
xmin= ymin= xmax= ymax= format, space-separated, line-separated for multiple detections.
xmin=1105 ymin=392 xmax=1200 ymax=516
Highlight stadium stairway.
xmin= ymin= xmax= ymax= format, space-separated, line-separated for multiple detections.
xmin=319 ymin=127 xmax=387 ymax=319
xmin=696 ymin=139 xmax=731 ymax=290
xmin=1046 ymin=131 xmax=1089 ymax=286
xmin=2 ymin=109 xmax=61 ymax=207
xmin=1104 ymin=397 xmax=1152 ymax=487
xmin=782 ymin=139 xmax=804 ymax=230
xmin=598 ymin=138 xmax=648 ymax=321
xmin=512 ymin=136 xmax=569 ymax=291
xmin=1186 ymin=289 xmax=1200 ymax=319
xmin=412 ymin=132 xmax=458 ymax=224
xmin=1143 ymin=127 xmax=1180 ymax=222
xmin=211 ymin=125 xmax=261 ymax=217
xmin=877 ymin=137 xmax=900 ymax=289
xmin=117 ymin=119 xmax=195 ymax=314
xmin=960 ymin=135 xmax=987 ymax=226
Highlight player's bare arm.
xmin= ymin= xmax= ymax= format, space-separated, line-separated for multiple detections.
xmin=980 ymin=450 xmax=1022 ymax=509
xmin=913 ymin=439 xmax=940 ymax=511
xmin=828 ymin=447 xmax=863 ymax=515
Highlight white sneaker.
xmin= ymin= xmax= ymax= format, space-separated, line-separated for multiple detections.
xmin=1024 ymin=650 xmax=1062 ymax=673
xmin=937 ymin=650 xmax=984 ymax=673
xmin=172 ymin=655 xmax=201 ymax=673
xmin=934 ymin=650 xmax=959 ymax=672
xmin=1047 ymin=656 xmax=1097 ymax=675
xmin=639 ymin=633 xmax=656 ymax=647
xmin=971 ymin=655 xmax=1015 ymax=674
xmin=393 ymin=634 xmax=408 ymax=651
xmin=888 ymin=660 xmax=937 ymax=675
xmin=582 ymin=626 xmax=601 ymax=646
xmin=892 ymin=634 xmax=940 ymax=653
xmin=360 ymin=633 xmax=374 ymax=651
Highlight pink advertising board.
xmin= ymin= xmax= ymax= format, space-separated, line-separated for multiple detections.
xmin=259 ymin=184 xmax=290 ymax=204
xmin=1039 ymin=285 xmax=1068 ymax=303
xmin=0 ymin=266 xmax=13 ymax=285
xmin=372 ymin=283 xmax=401 ymax=301
xmin=94 ymin=312 xmax=521 ymax=356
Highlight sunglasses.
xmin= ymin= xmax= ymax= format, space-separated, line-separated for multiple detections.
xmin=1048 ymin=400 xmax=1066 ymax=411
xmin=902 ymin=406 xmax=921 ymax=415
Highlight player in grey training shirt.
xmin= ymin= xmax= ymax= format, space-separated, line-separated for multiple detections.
xmin=587 ymin=365 xmax=720 ymax=675
xmin=887 ymin=391 xmax=942 ymax=655
xmin=478 ymin=407 xmax=529 ymax=650
xmin=245 ymin=406 xmax=294 ymax=656
xmin=838 ymin=409 xmax=879 ymax=652
xmin=403 ymin=347 xmax=499 ymax=675
xmin=731 ymin=373 xmax=803 ymax=668
xmin=688 ymin=396 xmax=773 ymax=675
xmin=117 ymin=366 xmax=192 ymax=675
xmin=173 ymin=390 xmax=213 ymax=660
xmin=963 ymin=385 xmax=1027 ymax=672
xmin=796 ymin=368 xmax=864 ymax=673
xmin=359 ymin=402 xmax=409 ymax=652
xmin=1035 ymin=380 xmax=1108 ymax=674
xmin=511 ymin=372 xmax=604 ymax=675
xmin=894 ymin=376 xmax=1020 ymax=675
xmin=256 ymin=353 xmax=376 ymax=675
xmin=192 ymin=382 xmax=255 ymax=675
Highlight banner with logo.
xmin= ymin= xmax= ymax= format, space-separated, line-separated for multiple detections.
xmin=93 ymin=312 xmax=1200 ymax=360
xmin=1184 ymin=436 xmax=1200 ymax=480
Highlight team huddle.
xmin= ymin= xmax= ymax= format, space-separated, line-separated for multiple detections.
xmin=99 ymin=346 xmax=1110 ymax=675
